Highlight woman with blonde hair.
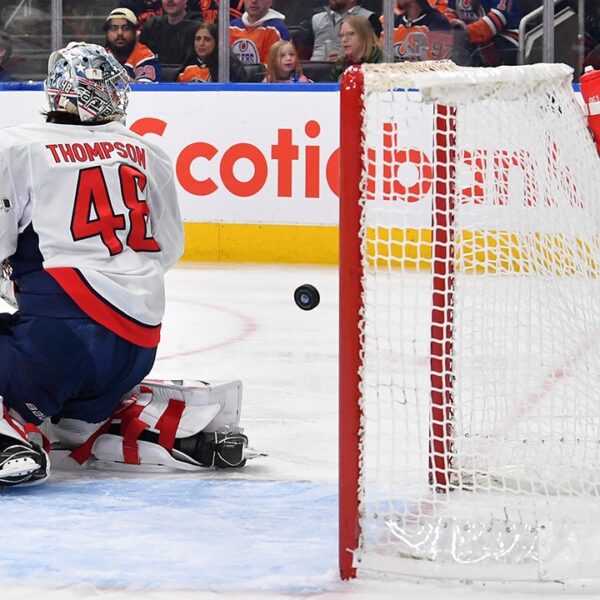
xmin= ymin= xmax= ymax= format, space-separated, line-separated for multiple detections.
xmin=262 ymin=40 xmax=312 ymax=83
xmin=330 ymin=15 xmax=383 ymax=82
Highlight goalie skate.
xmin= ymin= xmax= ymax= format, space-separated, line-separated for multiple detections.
xmin=0 ymin=434 xmax=48 ymax=486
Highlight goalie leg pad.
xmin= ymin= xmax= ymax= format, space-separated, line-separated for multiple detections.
xmin=49 ymin=380 xmax=250 ymax=472
xmin=122 ymin=379 xmax=243 ymax=436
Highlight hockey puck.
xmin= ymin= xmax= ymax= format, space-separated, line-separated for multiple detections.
xmin=294 ymin=284 xmax=320 ymax=311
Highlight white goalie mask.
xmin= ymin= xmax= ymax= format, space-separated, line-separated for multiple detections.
xmin=44 ymin=42 xmax=130 ymax=123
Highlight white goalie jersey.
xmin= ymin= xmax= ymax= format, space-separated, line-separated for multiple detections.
xmin=0 ymin=121 xmax=184 ymax=347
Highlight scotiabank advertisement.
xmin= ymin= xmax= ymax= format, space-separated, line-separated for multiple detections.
xmin=0 ymin=85 xmax=588 ymax=231
xmin=0 ymin=87 xmax=341 ymax=225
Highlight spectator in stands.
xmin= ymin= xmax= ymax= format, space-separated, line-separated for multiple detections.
xmin=330 ymin=15 xmax=383 ymax=81
xmin=139 ymin=0 xmax=200 ymax=68
xmin=119 ymin=1 xmax=163 ymax=29
xmin=104 ymin=8 xmax=161 ymax=82
xmin=177 ymin=23 xmax=247 ymax=82
xmin=188 ymin=0 xmax=245 ymax=23
xmin=302 ymin=0 xmax=382 ymax=62
xmin=262 ymin=40 xmax=312 ymax=82
xmin=120 ymin=0 xmax=233 ymax=28
xmin=230 ymin=0 xmax=291 ymax=65
xmin=0 ymin=31 xmax=12 ymax=82
xmin=392 ymin=0 xmax=454 ymax=62
xmin=445 ymin=0 xmax=522 ymax=66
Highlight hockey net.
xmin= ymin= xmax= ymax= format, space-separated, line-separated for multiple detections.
xmin=339 ymin=62 xmax=600 ymax=584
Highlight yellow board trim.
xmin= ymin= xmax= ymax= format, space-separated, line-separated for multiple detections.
xmin=365 ymin=227 xmax=600 ymax=275
xmin=181 ymin=223 xmax=600 ymax=274
xmin=182 ymin=222 xmax=339 ymax=264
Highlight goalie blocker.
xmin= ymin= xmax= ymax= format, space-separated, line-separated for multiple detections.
xmin=49 ymin=379 xmax=262 ymax=472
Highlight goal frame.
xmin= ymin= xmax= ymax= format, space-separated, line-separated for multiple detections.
xmin=339 ymin=65 xmax=364 ymax=581
xmin=338 ymin=66 xmax=459 ymax=580
xmin=338 ymin=60 xmax=600 ymax=586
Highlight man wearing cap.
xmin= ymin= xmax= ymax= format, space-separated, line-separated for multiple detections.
xmin=104 ymin=7 xmax=161 ymax=82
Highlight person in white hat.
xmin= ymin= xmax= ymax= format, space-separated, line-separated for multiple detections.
xmin=104 ymin=7 xmax=161 ymax=81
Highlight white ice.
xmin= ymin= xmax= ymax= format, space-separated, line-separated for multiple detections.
xmin=0 ymin=264 xmax=597 ymax=600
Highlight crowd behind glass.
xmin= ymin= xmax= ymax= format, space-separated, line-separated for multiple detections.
xmin=0 ymin=0 xmax=597 ymax=84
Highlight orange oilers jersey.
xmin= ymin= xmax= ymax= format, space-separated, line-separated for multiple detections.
xmin=177 ymin=64 xmax=212 ymax=83
xmin=123 ymin=42 xmax=160 ymax=82
xmin=393 ymin=26 xmax=454 ymax=62
xmin=430 ymin=0 xmax=448 ymax=11
xmin=445 ymin=0 xmax=521 ymax=46
xmin=390 ymin=9 xmax=453 ymax=62
xmin=229 ymin=19 xmax=290 ymax=64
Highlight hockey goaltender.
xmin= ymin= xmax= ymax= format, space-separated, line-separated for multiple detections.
xmin=0 ymin=42 xmax=258 ymax=487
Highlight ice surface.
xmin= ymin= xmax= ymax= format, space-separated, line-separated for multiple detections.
xmin=0 ymin=265 xmax=596 ymax=599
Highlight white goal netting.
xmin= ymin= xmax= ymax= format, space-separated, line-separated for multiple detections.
xmin=352 ymin=62 xmax=600 ymax=583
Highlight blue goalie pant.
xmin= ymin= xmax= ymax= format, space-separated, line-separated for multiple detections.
xmin=0 ymin=310 xmax=156 ymax=425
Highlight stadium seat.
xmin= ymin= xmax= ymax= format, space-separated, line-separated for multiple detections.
xmin=300 ymin=60 xmax=334 ymax=83
xmin=518 ymin=0 xmax=579 ymax=76
xmin=243 ymin=63 xmax=267 ymax=83
xmin=160 ymin=64 xmax=182 ymax=82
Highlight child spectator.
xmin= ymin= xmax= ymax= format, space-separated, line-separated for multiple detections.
xmin=392 ymin=0 xmax=454 ymax=62
xmin=139 ymin=0 xmax=200 ymax=67
xmin=230 ymin=0 xmax=291 ymax=65
xmin=262 ymin=40 xmax=312 ymax=83
xmin=177 ymin=23 xmax=248 ymax=82
xmin=330 ymin=15 xmax=383 ymax=82
xmin=302 ymin=0 xmax=382 ymax=62
xmin=445 ymin=0 xmax=522 ymax=66
xmin=104 ymin=8 xmax=161 ymax=82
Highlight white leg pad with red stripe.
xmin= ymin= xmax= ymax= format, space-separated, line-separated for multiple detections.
xmin=123 ymin=379 xmax=243 ymax=434
xmin=49 ymin=379 xmax=245 ymax=472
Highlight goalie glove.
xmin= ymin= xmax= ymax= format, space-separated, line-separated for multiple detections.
xmin=176 ymin=430 xmax=249 ymax=469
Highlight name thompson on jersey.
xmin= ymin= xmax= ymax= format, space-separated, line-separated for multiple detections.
xmin=44 ymin=141 xmax=147 ymax=167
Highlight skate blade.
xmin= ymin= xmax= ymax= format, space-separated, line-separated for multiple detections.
xmin=242 ymin=446 xmax=267 ymax=461
xmin=0 ymin=456 xmax=41 ymax=479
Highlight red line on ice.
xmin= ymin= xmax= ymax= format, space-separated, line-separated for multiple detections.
xmin=156 ymin=299 xmax=258 ymax=361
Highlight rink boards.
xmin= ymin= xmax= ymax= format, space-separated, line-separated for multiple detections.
xmin=0 ymin=82 xmax=586 ymax=265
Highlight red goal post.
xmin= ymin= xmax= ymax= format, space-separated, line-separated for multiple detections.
xmin=339 ymin=61 xmax=600 ymax=585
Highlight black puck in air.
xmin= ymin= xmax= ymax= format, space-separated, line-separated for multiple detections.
xmin=294 ymin=284 xmax=320 ymax=311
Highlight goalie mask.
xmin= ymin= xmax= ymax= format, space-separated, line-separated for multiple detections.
xmin=44 ymin=42 xmax=130 ymax=123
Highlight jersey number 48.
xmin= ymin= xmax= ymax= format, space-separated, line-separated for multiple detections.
xmin=71 ymin=164 xmax=160 ymax=256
